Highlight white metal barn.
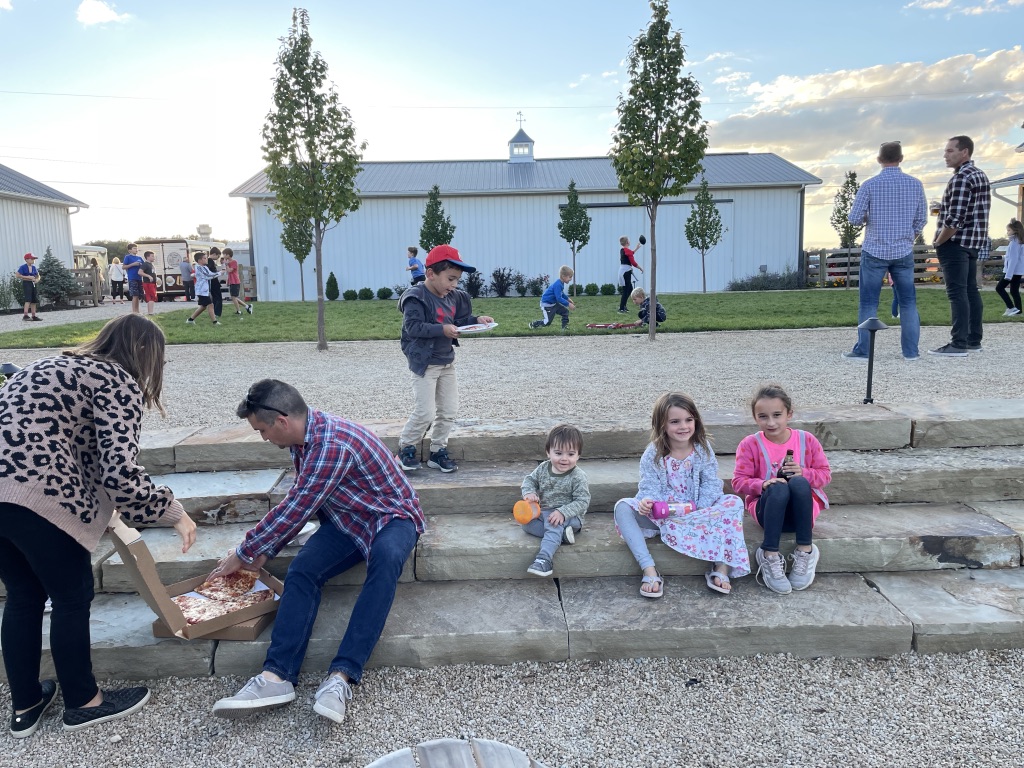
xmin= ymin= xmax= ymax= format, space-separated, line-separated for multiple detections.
xmin=230 ymin=131 xmax=821 ymax=301
xmin=0 ymin=163 xmax=86 ymax=274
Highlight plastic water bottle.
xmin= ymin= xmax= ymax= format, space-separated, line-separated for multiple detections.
xmin=650 ymin=501 xmax=694 ymax=519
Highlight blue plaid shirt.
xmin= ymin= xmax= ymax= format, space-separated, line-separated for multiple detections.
xmin=848 ymin=167 xmax=927 ymax=261
xmin=237 ymin=409 xmax=425 ymax=562
xmin=936 ymin=160 xmax=991 ymax=251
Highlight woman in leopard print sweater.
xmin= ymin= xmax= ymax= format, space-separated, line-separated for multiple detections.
xmin=0 ymin=314 xmax=197 ymax=736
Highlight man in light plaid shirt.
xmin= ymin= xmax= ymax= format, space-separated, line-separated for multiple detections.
xmin=844 ymin=141 xmax=927 ymax=361
xmin=930 ymin=135 xmax=991 ymax=357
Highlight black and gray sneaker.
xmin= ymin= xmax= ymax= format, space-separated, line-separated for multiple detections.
xmin=11 ymin=679 xmax=58 ymax=739
xmin=427 ymin=448 xmax=458 ymax=473
xmin=62 ymin=687 xmax=151 ymax=732
xmin=561 ymin=526 xmax=575 ymax=545
xmin=246 ymin=303 xmax=254 ymax=315
xmin=527 ymin=556 xmax=554 ymax=577
xmin=928 ymin=343 xmax=968 ymax=357
xmin=397 ymin=445 xmax=420 ymax=471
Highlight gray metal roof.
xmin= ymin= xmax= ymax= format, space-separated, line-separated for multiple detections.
xmin=992 ymin=171 xmax=1024 ymax=188
xmin=0 ymin=163 xmax=87 ymax=207
xmin=230 ymin=152 xmax=821 ymax=200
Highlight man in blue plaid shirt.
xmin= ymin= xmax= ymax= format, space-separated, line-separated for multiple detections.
xmin=930 ymin=135 xmax=991 ymax=357
xmin=211 ymin=379 xmax=425 ymax=725
xmin=844 ymin=141 xmax=927 ymax=361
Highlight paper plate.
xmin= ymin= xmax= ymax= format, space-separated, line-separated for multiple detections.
xmin=457 ymin=322 xmax=498 ymax=334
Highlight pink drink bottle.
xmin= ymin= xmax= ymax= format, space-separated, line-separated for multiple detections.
xmin=650 ymin=501 xmax=694 ymax=519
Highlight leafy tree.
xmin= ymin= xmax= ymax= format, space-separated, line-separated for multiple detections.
xmin=419 ymin=185 xmax=456 ymax=253
xmin=38 ymin=246 xmax=77 ymax=306
xmin=325 ymin=271 xmax=339 ymax=300
xmin=280 ymin=218 xmax=313 ymax=301
xmin=85 ymin=239 xmax=130 ymax=263
xmin=831 ymin=171 xmax=863 ymax=249
xmin=610 ymin=0 xmax=707 ymax=340
xmin=558 ymin=180 xmax=591 ymax=296
xmin=262 ymin=8 xmax=366 ymax=351
xmin=684 ymin=177 xmax=726 ymax=293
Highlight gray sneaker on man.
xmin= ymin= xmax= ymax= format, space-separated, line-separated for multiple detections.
xmin=788 ymin=545 xmax=821 ymax=591
xmin=755 ymin=548 xmax=792 ymax=594
xmin=212 ymin=674 xmax=295 ymax=718
xmin=313 ymin=675 xmax=353 ymax=724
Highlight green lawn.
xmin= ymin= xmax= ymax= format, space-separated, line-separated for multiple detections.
xmin=0 ymin=289 xmax=1017 ymax=349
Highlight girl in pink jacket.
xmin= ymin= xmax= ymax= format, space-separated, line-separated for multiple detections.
xmin=732 ymin=384 xmax=831 ymax=595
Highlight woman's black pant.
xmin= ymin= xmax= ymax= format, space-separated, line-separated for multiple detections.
xmin=0 ymin=503 xmax=99 ymax=710
xmin=754 ymin=476 xmax=814 ymax=551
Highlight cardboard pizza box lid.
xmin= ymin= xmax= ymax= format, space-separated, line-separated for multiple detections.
xmin=152 ymin=610 xmax=275 ymax=640
xmin=109 ymin=517 xmax=284 ymax=641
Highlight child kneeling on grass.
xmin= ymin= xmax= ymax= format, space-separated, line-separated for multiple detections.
xmin=520 ymin=424 xmax=590 ymax=576
xmin=630 ymin=287 xmax=666 ymax=327
xmin=529 ymin=265 xmax=575 ymax=331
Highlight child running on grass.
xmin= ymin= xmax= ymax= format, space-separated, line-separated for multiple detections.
xmin=613 ymin=392 xmax=750 ymax=598
xmin=185 ymin=253 xmax=222 ymax=326
xmin=529 ymin=265 xmax=575 ymax=331
xmin=732 ymin=383 xmax=832 ymax=594
xmin=520 ymin=424 xmax=590 ymax=577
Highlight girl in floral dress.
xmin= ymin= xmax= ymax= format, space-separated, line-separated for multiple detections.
xmin=614 ymin=392 xmax=750 ymax=598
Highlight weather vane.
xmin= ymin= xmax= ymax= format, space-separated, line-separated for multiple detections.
xmin=516 ymin=111 xmax=526 ymax=128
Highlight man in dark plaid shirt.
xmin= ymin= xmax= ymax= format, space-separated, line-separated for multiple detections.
xmin=211 ymin=379 xmax=425 ymax=725
xmin=930 ymin=135 xmax=991 ymax=357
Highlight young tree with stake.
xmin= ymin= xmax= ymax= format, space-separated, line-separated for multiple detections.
xmin=684 ymin=177 xmax=727 ymax=293
xmin=611 ymin=0 xmax=707 ymax=340
xmin=558 ymin=180 xmax=591 ymax=296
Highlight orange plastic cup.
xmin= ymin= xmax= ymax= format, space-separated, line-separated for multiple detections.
xmin=513 ymin=500 xmax=541 ymax=524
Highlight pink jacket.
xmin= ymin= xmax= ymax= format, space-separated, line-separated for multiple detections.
xmin=732 ymin=430 xmax=831 ymax=520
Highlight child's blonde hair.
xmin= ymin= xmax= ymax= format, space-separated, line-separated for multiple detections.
xmin=650 ymin=392 xmax=711 ymax=462
xmin=619 ymin=236 xmax=630 ymax=247
xmin=559 ymin=265 xmax=573 ymax=281
xmin=630 ymin=287 xmax=647 ymax=301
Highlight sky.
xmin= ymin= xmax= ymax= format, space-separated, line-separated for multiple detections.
xmin=1 ymin=0 xmax=1022 ymax=248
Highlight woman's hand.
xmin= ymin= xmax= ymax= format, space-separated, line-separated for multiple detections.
xmin=174 ymin=515 xmax=197 ymax=554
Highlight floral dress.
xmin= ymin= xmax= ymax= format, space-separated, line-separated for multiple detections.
xmin=619 ymin=443 xmax=751 ymax=577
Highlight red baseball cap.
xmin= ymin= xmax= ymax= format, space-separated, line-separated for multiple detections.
xmin=425 ymin=244 xmax=476 ymax=273
xmin=24 ymin=253 xmax=36 ymax=260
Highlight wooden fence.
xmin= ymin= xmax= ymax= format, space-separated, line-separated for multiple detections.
xmin=805 ymin=248 xmax=1006 ymax=288
xmin=69 ymin=266 xmax=103 ymax=306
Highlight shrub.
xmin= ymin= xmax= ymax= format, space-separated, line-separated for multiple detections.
xmin=526 ymin=273 xmax=550 ymax=297
xmin=512 ymin=271 xmax=527 ymax=297
xmin=377 ymin=286 xmax=394 ymax=300
xmin=727 ymin=267 xmax=805 ymax=292
xmin=358 ymin=287 xmax=375 ymax=300
xmin=489 ymin=267 xmax=516 ymax=298
xmin=600 ymin=283 xmax=617 ymax=296
xmin=584 ymin=283 xmax=599 ymax=297
xmin=38 ymin=246 xmax=77 ymax=306
xmin=325 ymin=272 xmax=340 ymax=301
xmin=0 ymin=274 xmax=19 ymax=313
xmin=393 ymin=283 xmax=407 ymax=297
xmin=343 ymin=289 xmax=358 ymax=301
xmin=464 ymin=271 xmax=485 ymax=299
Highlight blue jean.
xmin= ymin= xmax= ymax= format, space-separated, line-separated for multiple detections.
xmin=852 ymin=251 xmax=920 ymax=359
xmin=936 ymin=241 xmax=983 ymax=348
xmin=522 ymin=510 xmax=582 ymax=560
xmin=754 ymin=477 xmax=814 ymax=551
xmin=263 ymin=517 xmax=418 ymax=685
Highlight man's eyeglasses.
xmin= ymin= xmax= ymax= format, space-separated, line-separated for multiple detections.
xmin=245 ymin=396 xmax=288 ymax=418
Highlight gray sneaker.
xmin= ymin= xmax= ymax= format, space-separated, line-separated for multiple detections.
xmin=788 ymin=545 xmax=821 ymax=591
xmin=212 ymin=674 xmax=295 ymax=718
xmin=755 ymin=548 xmax=792 ymax=594
xmin=527 ymin=555 xmax=553 ymax=577
xmin=313 ymin=675 xmax=353 ymax=724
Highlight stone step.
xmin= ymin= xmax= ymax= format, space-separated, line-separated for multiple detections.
xmin=414 ymin=504 xmax=1022 ymax=582
xmin=399 ymin=445 xmax=1024 ymax=514
xmin=8 ymin=568 xmax=1024 ymax=683
xmin=150 ymin=468 xmax=286 ymax=525
xmin=139 ymin=400 xmax=1024 ymax=476
xmin=100 ymin=524 xmax=414 ymax=593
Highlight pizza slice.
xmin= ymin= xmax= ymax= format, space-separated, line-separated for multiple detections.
xmin=195 ymin=569 xmax=260 ymax=600
xmin=172 ymin=590 xmax=273 ymax=625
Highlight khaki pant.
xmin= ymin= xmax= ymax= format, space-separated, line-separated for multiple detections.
xmin=399 ymin=363 xmax=457 ymax=453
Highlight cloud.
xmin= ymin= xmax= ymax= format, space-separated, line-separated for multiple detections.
xmin=76 ymin=0 xmax=130 ymax=25
xmin=0 ymin=0 xmax=12 ymax=10
xmin=713 ymin=71 xmax=751 ymax=88
xmin=568 ymin=73 xmax=591 ymax=89
xmin=601 ymin=71 xmax=617 ymax=78
xmin=905 ymin=0 xmax=1023 ymax=14
xmin=709 ymin=47 xmax=1024 ymax=246
xmin=691 ymin=52 xmax=736 ymax=67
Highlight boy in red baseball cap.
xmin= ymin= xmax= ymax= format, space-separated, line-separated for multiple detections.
xmin=395 ymin=245 xmax=494 ymax=473
xmin=16 ymin=253 xmax=42 ymax=321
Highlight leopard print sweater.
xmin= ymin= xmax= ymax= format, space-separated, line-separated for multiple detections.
xmin=0 ymin=355 xmax=184 ymax=552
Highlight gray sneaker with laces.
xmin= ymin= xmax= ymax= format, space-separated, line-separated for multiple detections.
xmin=313 ymin=675 xmax=353 ymax=724
xmin=526 ymin=555 xmax=553 ymax=577
xmin=212 ymin=674 xmax=295 ymax=718
xmin=755 ymin=547 xmax=792 ymax=594
xmin=788 ymin=544 xmax=821 ymax=591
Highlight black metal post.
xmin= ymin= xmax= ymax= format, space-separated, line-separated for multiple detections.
xmin=858 ymin=318 xmax=888 ymax=404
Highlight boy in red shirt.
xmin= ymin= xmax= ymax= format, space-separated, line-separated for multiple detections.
xmin=223 ymin=248 xmax=253 ymax=316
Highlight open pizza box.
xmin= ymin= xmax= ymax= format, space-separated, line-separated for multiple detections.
xmin=109 ymin=517 xmax=284 ymax=641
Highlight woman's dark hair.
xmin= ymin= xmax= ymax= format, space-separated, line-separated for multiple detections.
xmin=65 ymin=315 xmax=167 ymax=414
xmin=751 ymin=383 xmax=793 ymax=416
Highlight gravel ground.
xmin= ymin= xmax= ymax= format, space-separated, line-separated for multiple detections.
xmin=3 ymin=312 xmax=1024 ymax=766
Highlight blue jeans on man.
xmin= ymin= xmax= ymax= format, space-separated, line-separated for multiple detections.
xmin=935 ymin=241 xmax=983 ymax=349
xmin=852 ymin=251 xmax=920 ymax=359
xmin=262 ymin=517 xmax=418 ymax=685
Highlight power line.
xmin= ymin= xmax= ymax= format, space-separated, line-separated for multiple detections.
xmin=0 ymin=89 xmax=164 ymax=101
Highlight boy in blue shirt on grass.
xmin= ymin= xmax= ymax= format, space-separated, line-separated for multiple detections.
xmin=405 ymin=246 xmax=425 ymax=285
xmin=529 ymin=265 xmax=575 ymax=331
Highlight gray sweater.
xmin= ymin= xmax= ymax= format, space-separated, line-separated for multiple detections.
xmin=520 ymin=461 xmax=591 ymax=522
